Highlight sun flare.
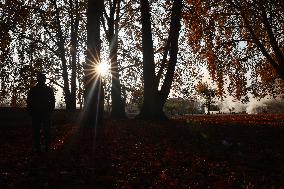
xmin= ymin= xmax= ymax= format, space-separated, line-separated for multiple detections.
xmin=95 ymin=62 xmax=109 ymax=76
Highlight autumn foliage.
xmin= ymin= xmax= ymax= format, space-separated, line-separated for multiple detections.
xmin=183 ymin=0 xmax=284 ymax=100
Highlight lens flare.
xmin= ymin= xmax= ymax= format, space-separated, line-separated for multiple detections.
xmin=96 ymin=62 xmax=109 ymax=76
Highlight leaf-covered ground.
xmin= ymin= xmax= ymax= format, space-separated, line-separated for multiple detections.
xmin=0 ymin=114 xmax=284 ymax=189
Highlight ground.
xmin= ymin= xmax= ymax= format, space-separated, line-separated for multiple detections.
xmin=0 ymin=110 xmax=284 ymax=189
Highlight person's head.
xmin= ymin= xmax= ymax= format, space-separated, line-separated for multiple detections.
xmin=37 ymin=73 xmax=46 ymax=85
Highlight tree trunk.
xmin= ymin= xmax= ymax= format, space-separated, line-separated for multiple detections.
xmin=110 ymin=44 xmax=126 ymax=118
xmin=137 ymin=0 xmax=182 ymax=120
xmin=69 ymin=0 xmax=80 ymax=111
xmin=137 ymin=0 xmax=161 ymax=119
xmin=52 ymin=0 xmax=72 ymax=110
xmin=108 ymin=0 xmax=126 ymax=118
xmin=58 ymin=42 xmax=72 ymax=110
xmin=82 ymin=0 xmax=104 ymax=127
xmin=61 ymin=55 xmax=72 ymax=110
xmin=206 ymin=103 xmax=210 ymax=115
xmin=159 ymin=0 xmax=182 ymax=105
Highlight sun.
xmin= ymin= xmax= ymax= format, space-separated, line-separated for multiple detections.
xmin=95 ymin=61 xmax=110 ymax=76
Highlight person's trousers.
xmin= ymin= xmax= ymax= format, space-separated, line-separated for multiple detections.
xmin=32 ymin=114 xmax=51 ymax=152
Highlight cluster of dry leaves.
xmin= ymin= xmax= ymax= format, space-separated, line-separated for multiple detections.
xmin=0 ymin=114 xmax=283 ymax=189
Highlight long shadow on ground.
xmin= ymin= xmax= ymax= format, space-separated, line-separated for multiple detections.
xmin=1 ymin=115 xmax=284 ymax=189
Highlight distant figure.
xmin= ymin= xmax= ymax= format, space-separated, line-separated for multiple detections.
xmin=27 ymin=73 xmax=55 ymax=154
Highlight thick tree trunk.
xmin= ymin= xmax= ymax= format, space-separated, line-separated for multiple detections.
xmin=108 ymin=0 xmax=126 ymax=118
xmin=82 ymin=0 xmax=104 ymax=127
xmin=138 ymin=0 xmax=163 ymax=119
xmin=110 ymin=49 xmax=126 ymax=118
xmin=138 ymin=94 xmax=166 ymax=119
xmin=137 ymin=0 xmax=182 ymax=120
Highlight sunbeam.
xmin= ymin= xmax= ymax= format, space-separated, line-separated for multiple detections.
xmin=96 ymin=61 xmax=110 ymax=77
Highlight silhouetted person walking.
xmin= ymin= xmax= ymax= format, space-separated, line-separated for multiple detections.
xmin=27 ymin=73 xmax=55 ymax=154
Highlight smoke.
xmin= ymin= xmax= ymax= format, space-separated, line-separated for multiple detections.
xmin=246 ymin=97 xmax=284 ymax=114
xmin=197 ymin=72 xmax=284 ymax=114
xmin=220 ymin=96 xmax=284 ymax=114
xmin=246 ymin=98 xmax=268 ymax=114
xmin=219 ymin=96 xmax=246 ymax=113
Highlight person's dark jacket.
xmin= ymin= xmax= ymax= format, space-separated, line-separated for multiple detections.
xmin=27 ymin=84 xmax=55 ymax=115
